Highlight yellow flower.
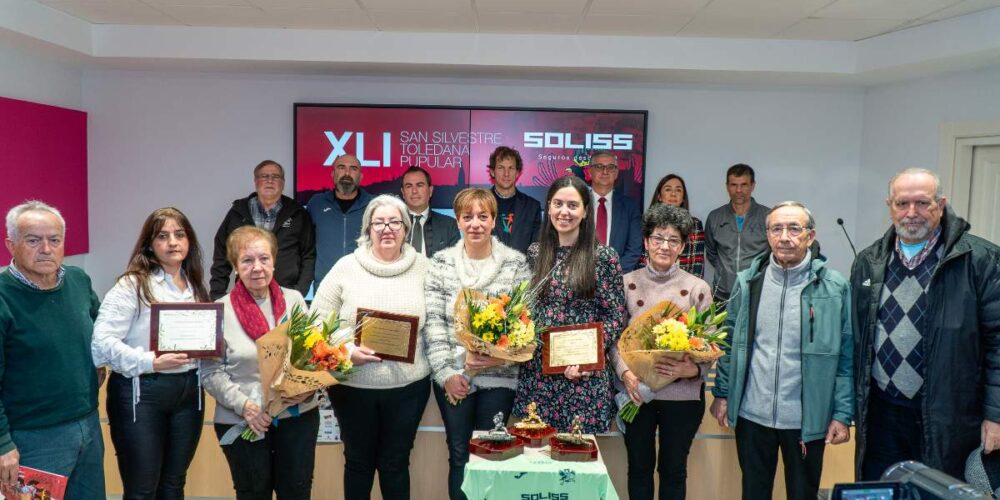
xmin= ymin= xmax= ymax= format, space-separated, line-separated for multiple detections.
xmin=302 ymin=327 xmax=325 ymax=349
xmin=654 ymin=319 xmax=691 ymax=351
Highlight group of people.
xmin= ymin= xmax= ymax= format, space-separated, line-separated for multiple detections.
xmin=0 ymin=143 xmax=997 ymax=500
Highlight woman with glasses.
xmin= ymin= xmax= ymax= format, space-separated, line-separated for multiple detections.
xmin=512 ymin=175 xmax=627 ymax=434
xmin=610 ymin=204 xmax=713 ymax=500
xmin=311 ymin=194 xmax=431 ymax=500
xmin=645 ymin=174 xmax=705 ymax=278
xmin=92 ymin=207 xmax=210 ymax=500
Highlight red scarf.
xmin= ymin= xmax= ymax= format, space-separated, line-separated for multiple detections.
xmin=230 ymin=279 xmax=286 ymax=341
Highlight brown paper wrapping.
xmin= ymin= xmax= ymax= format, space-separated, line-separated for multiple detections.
xmin=255 ymin=322 xmax=341 ymax=417
xmin=617 ymin=300 xmax=725 ymax=392
xmin=454 ymin=288 xmax=536 ymax=377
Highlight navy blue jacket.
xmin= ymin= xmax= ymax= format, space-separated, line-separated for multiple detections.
xmin=306 ymin=189 xmax=373 ymax=286
xmin=492 ymin=189 xmax=542 ymax=255
xmin=605 ymin=191 xmax=643 ymax=272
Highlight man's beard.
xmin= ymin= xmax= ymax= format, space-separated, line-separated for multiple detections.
xmin=895 ymin=217 xmax=931 ymax=241
xmin=336 ymin=176 xmax=357 ymax=194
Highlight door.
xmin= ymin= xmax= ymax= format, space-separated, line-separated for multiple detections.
xmin=969 ymin=145 xmax=1000 ymax=244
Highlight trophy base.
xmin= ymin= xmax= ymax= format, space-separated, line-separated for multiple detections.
xmin=469 ymin=438 xmax=525 ymax=461
xmin=508 ymin=425 xmax=557 ymax=447
xmin=549 ymin=437 xmax=598 ymax=462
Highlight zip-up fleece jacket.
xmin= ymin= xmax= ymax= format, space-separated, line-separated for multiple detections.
xmin=306 ymin=189 xmax=373 ymax=286
xmin=713 ymin=251 xmax=854 ymax=442
xmin=704 ymin=198 xmax=770 ymax=298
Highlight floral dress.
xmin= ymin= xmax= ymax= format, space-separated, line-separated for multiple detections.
xmin=512 ymin=243 xmax=627 ymax=433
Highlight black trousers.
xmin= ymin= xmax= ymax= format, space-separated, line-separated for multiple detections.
xmin=623 ymin=398 xmax=705 ymax=500
xmin=328 ymin=377 xmax=430 ymax=500
xmin=432 ymin=384 xmax=515 ymax=500
xmin=861 ymin=396 xmax=923 ymax=481
xmin=214 ymin=407 xmax=320 ymax=500
xmin=106 ymin=371 xmax=204 ymax=500
xmin=735 ymin=417 xmax=825 ymax=500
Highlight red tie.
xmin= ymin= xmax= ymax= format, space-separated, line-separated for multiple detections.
xmin=596 ymin=196 xmax=608 ymax=245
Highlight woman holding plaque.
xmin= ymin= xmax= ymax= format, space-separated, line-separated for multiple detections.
xmin=92 ymin=207 xmax=210 ymax=500
xmin=511 ymin=175 xmax=627 ymax=434
xmin=640 ymin=174 xmax=705 ymax=277
xmin=611 ymin=204 xmax=712 ymax=500
xmin=311 ymin=194 xmax=431 ymax=500
xmin=424 ymin=188 xmax=532 ymax=500
xmin=201 ymin=226 xmax=317 ymax=500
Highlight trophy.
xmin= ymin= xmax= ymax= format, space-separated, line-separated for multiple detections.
xmin=508 ymin=401 xmax=556 ymax=447
xmin=469 ymin=412 xmax=524 ymax=460
xmin=550 ymin=415 xmax=598 ymax=462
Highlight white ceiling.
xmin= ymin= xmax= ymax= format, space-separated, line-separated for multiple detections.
xmin=27 ymin=0 xmax=1000 ymax=41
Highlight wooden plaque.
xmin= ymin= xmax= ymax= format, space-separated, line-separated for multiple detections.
xmin=355 ymin=308 xmax=419 ymax=363
xmin=150 ymin=302 xmax=224 ymax=358
xmin=541 ymin=322 xmax=605 ymax=375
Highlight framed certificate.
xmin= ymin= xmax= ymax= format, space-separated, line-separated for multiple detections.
xmin=355 ymin=308 xmax=419 ymax=364
xmin=150 ymin=303 xmax=224 ymax=358
xmin=541 ymin=322 xmax=605 ymax=375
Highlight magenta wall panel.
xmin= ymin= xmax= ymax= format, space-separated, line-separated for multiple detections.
xmin=0 ymin=96 xmax=88 ymax=260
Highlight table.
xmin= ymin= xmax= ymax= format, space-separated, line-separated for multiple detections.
xmin=461 ymin=433 xmax=619 ymax=500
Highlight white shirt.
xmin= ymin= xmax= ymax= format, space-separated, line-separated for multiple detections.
xmin=408 ymin=207 xmax=430 ymax=255
xmin=590 ymin=189 xmax=614 ymax=244
xmin=92 ymin=268 xmax=197 ymax=377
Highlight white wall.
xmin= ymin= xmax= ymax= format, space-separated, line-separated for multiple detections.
xmin=83 ymin=70 xmax=865 ymax=294
xmin=0 ymin=41 xmax=86 ymax=269
xmin=857 ymin=65 xmax=1000 ymax=247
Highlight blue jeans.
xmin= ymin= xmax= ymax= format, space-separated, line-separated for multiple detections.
xmin=432 ymin=384 xmax=515 ymax=500
xmin=11 ymin=411 xmax=105 ymax=500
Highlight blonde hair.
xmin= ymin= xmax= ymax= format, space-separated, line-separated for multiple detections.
xmin=453 ymin=188 xmax=498 ymax=219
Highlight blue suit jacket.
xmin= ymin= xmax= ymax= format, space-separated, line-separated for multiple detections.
xmin=606 ymin=191 xmax=643 ymax=272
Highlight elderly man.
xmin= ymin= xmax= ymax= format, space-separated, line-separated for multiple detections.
xmin=307 ymin=153 xmax=373 ymax=286
xmin=487 ymin=146 xmax=542 ymax=254
xmin=210 ymin=159 xmax=316 ymax=299
xmin=588 ymin=150 xmax=642 ymax=271
xmin=705 ymin=163 xmax=771 ymax=302
xmin=852 ymin=168 xmax=1000 ymax=480
xmin=0 ymin=201 xmax=105 ymax=498
xmin=711 ymin=201 xmax=853 ymax=500
xmin=399 ymin=166 xmax=459 ymax=257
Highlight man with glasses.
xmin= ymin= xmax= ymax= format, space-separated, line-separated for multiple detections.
xmin=307 ymin=153 xmax=373 ymax=287
xmin=0 ymin=201 xmax=106 ymax=498
xmin=588 ymin=150 xmax=642 ymax=271
xmin=210 ymin=159 xmax=316 ymax=299
xmin=711 ymin=201 xmax=853 ymax=500
xmin=852 ymin=168 xmax=1000 ymax=481
xmin=705 ymin=164 xmax=771 ymax=302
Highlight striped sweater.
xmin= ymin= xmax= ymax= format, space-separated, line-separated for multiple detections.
xmin=423 ymin=238 xmax=533 ymax=391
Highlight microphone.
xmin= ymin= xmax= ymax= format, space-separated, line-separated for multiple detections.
xmin=837 ymin=218 xmax=857 ymax=258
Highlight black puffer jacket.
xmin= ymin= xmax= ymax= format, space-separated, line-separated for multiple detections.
xmin=851 ymin=207 xmax=1000 ymax=479
xmin=210 ymin=194 xmax=316 ymax=300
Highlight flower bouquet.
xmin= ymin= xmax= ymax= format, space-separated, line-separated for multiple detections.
xmin=240 ymin=304 xmax=354 ymax=440
xmin=453 ymin=281 xmax=538 ymax=377
xmin=616 ymin=301 xmax=728 ymax=424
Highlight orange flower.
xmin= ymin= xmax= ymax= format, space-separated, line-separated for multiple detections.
xmin=519 ymin=310 xmax=530 ymax=324
xmin=677 ymin=313 xmax=688 ymax=325
xmin=497 ymin=335 xmax=510 ymax=349
xmin=500 ymin=294 xmax=512 ymax=305
xmin=688 ymin=337 xmax=706 ymax=350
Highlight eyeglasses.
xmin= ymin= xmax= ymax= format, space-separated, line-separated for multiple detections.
xmin=648 ymin=236 xmax=684 ymax=248
xmin=255 ymin=174 xmax=284 ymax=182
xmin=589 ymin=163 xmax=618 ymax=172
xmin=370 ymin=220 xmax=404 ymax=232
xmin=767 ymin=225 xmax=809 ymax=237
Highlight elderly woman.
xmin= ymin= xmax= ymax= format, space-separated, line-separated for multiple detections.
xmin=611 ymin=204 xmax=713 ymax=500
xmin=92 ymin=207 xmax=210 ymax=500
xmin=644 ymin=174 xmax=705 ymax=278
xmin=512 ymin=175 xmax=627 ymax=434
xmin=311 ymin=194 xmax=431 ymax=500
xmin=202 ymin=226 xmax=318 ymax=500
xmin=424 ymin=188 xmax=532 ymax=500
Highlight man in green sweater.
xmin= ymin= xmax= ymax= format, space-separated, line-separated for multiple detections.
xmin=0 ymin=201 xmax=104 ymax=499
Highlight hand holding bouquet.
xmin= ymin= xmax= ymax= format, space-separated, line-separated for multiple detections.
xmin=454 ymin=281 xmax=538 ymax=378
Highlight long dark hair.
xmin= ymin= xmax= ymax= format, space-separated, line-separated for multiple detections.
xmin=119 ymin=207 xmax=210 ymax=306
xmin=532 ymin=176 xmax=597 ymax=299
xmin=650 ymin=174 xmax=690 ymax=210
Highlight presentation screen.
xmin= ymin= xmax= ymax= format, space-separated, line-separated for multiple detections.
xmin=294 ymin=104 xmax=648 ymax=210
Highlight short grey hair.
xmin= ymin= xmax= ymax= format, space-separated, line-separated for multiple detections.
xmin=589 ymin=150 xmax=617 ymax=164
xmin=5 ymin=200 xmax=66 ymax=240
xmin=888 ymin=167 xmax=943 ymax=200
xmin=767 ymin=201 xmax=815 ymax=229
xmin=356 ymin=194 xmax=412 ymax=248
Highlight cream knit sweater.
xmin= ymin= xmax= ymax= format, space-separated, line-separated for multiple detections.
xmin=311 ymin=244 xmax=431 ymax=389
xmin=424 ymin=238 xmax=532 ymax=391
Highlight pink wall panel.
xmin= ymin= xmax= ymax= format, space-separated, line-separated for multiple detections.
xmin=0 ymin=96 xmax=88 ymax=261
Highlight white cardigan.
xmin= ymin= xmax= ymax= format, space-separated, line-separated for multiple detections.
xmin=311 ymin=244 xmax=431 ymax=389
